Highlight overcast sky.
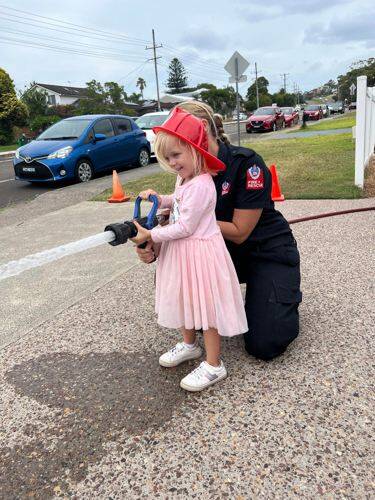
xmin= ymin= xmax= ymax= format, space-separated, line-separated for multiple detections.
xmin=1 ymin=0 xmax=374 ymax=99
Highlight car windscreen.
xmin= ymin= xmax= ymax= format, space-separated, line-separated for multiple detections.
xmin=37 ymin=119 xmax=92 ymax=140
xmin=253 ymin=108 xmax=274 ymax=116
xmin=281 ymin=108 xmax=293 ymax=114
xmin=135 ymin=114 xmax=168 ymax=129
xmin=306 ymin=105 xmax=320 ymax=111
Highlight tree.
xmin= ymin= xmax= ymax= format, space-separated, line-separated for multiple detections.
xmin=128 ymin=92 xmax=142 ymax=104
xmin=0 ymin=68 xmax=28 ymax=144
xmin=20 ymin=82 xmax=49 ymax=119
xmin=75 ymin=80 xmax=134 ymax=115
xmin=136 ymin=77 xmax=146 ymax=99
xmin=104 ymin=81 xmax=129 ymax=113
xmin=166 ymin=58 xmax=188 ymax=93
xmin=246 ymin=77 xmax=269 ymax=101
xmin=337 ymin=58 xmax=375 ymax=102
xmin=271 ymin=88 xmax=296 ymax=107
xmin=201 ymin=86 xmax=237 ymax=115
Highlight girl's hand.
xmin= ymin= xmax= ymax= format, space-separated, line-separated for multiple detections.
xmin=130 ymin=221 xmax=152 ymax=245
xmin=135 ymin=241 xmax=156 ymax=264
xmin=138 ymin=189 xmax=161 ymax=207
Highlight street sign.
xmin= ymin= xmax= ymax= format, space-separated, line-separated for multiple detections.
xmin=229 ymin=75 xmax=247 ymax=83
xmin=350 ymin=83 xmax=356 ymax=96
xmin=224 ymin=51 xmax=249 ymax=147
xmin=224 ymin=51 xmax=249 ymax=79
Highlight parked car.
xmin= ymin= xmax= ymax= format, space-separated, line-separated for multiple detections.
xmin=246 ymin=107 xmax=285 ymax=133
xmin=135 ymin=111 xmax=170 ymax=154
xmin=328 ymin=102 xmax=344 ymax=114
xmin=232 ymin=112 xmax=248 ymax=121
xmin=320 ymin=104 xmax=330 ymax=117
xmin=348 ymin=102 xmax=357 ymax=110
xmin=280 ymin=107 xmax=299 ymax=127
xmin=303 ymin=105 xmax=323 ymax=121
xmin=13 ymin=115 xmax=150 ymax=183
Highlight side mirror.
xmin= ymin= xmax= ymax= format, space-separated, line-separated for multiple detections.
xmin=94 ymin=133 xmax=106 ymax=142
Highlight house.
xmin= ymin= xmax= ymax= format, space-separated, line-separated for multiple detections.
xmin=31 ymin=83 xmax=89 ymax=106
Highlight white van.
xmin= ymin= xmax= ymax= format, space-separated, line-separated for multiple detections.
xmin=135 ymin=111 xmax=170 ymax=154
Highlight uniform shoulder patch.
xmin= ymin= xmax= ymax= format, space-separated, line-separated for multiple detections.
xmin=246 ymin=164 xmax=264 ymax=190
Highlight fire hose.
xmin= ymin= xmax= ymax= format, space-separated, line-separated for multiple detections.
xmin=104 ymin=197 xmax=374 ymax=246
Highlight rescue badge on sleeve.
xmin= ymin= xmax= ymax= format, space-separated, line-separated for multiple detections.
xmin=246 ymin=164 xmax=264 ymax=190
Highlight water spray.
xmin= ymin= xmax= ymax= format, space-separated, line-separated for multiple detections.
xmin=0 ymin=195 xmax=164 ymax=281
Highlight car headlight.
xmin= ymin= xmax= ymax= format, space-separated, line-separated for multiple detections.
xmin=47 ymin=146 xmax=73 ymax=159
xmin=15 ymin=148 xmax=21 ymax=159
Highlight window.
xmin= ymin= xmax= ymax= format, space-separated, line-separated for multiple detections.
xmin=93 ymin=119 xmax=115 ymax=138
xmin=114 ymin=118 xmax=132 ymax=135
xmin=47 ymin=94 xmax=56 ymax=105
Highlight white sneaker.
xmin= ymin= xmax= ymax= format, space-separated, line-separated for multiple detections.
xmin=180 ymin=361 xmax=227 ymax=392
xmin=159 ymin=341 xmax=203 ymax=367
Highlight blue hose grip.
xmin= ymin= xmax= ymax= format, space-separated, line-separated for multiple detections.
xmin=133 ymin=194 xmax=159 ymax=229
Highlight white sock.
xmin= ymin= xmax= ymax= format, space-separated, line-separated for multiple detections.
xmin=184 ymin=341 xmax=196 ymax=349
xmin=205 ymin=361 xmax=223 ymax=371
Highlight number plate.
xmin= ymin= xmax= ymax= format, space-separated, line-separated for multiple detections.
xmin=23 ymin=167 xmax=36 ymax=172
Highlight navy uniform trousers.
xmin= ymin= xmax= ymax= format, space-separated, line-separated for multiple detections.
xmin=238 ymin=233 xmax=302 ymax=360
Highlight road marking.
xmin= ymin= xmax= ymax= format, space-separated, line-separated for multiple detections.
xmin=0 ymin=178 xmax=14 ymax=184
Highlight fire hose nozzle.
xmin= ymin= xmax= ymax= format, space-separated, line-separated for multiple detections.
xmin=104 ymin=221 xmax=135 ymax=246
xmin=104 ymin=195 xmax=169 ymax=247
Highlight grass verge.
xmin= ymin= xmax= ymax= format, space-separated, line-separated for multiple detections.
xmin=92 ymin=132 xmax=361 ymax=201
xmin=0 ymin=144 xmax=17 ymax=153
xmin=292 ymin=113 xmax=356 ymax=133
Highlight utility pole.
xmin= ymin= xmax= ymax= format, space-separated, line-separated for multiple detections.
xmin=255 ymin=62 xmax=259 ymax=109
xmin=146 ymin=29 xmax=162 ymax=111
xmin=280 ymin=73 xmax=289 ymax=92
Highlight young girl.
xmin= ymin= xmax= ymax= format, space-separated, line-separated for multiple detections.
xmin=131 ymin=107 xmax=248 ymax=392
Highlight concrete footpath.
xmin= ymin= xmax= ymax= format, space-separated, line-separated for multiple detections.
xmin=0 ymin=196 xmax=374 ymax=498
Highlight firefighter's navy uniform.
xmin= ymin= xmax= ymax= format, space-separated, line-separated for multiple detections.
xmin=214 ymin=142 xmax=302 ymax=360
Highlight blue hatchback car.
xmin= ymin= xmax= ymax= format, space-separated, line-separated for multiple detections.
xmin=13 ymin=114 xmax=151 ymax=183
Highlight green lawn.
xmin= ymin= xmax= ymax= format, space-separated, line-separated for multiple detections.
xmin=92 ymin=132 xmax=361 ymax=201
xmin=0 ymin=144 xmax=17 ymax=153
xmin=293 ymin=113 xmax=356 ymax=132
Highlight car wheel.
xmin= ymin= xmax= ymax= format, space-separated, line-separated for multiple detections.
xmin=75 ymin=159 xmax=93 ymax=182
xmin=137 ymin=147 xmax=150 ymax=167
xmin=272 ymin=122 xmax=277 ymax=132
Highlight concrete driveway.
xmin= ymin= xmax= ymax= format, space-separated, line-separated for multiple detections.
xmin=0 ymin=196 xmax=373 ymax=498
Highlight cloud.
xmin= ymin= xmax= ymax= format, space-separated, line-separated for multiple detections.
xmin=237 ymin=0 xmax=353 ymax=22
xmin=180 ymin=28 xmax=228 ymax=51
xmin=304 ymin=12 xmax=375 ymax=47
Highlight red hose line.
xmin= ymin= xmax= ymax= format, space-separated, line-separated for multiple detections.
xmin=288 ymin=206 xmax=375 ymax=224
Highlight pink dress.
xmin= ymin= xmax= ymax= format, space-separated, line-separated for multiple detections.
xmin=150 ymin=173 xmax=248 ymax=337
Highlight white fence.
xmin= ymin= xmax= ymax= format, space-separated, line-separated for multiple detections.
xmin=355 ymin=75 xmax=375 ymax=188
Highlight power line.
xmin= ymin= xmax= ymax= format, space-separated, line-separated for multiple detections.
xmin=0 ymin=27 xmax=148 ymax=59
xmin=0 ymin=36 xmax=147 ymax=63
xmin=0 ymin=5 xmax=151 ymax=45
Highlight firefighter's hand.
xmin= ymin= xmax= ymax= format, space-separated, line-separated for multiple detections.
xmin=138 ymin=189 xmax=161 ymax=207
xmin=159 ymin=209 xmax=170 ymax=226
xmin=130 ymin=221 xmax=151 ymax=245
xmin=136 ymin=241 xmax=156 ymax=264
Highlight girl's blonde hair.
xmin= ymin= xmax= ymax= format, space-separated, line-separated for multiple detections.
xmin=175 ymin=100 xmax=218 ymax=139
xmin=154 ymin=131 xmax=217 ymax=177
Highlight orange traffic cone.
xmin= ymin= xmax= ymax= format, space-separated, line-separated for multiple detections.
xmin=269 ymin=164 xmax=285 ymax=202
xmin=107 ymin=170 xmax=130 ymax=203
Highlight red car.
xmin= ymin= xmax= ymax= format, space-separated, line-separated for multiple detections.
xmin=280 ymin=107 xmax=299 ymax=127
xmin=246 ymin=107 xmax=285 ymax=133
xmin=303 ymin=105 xmax=323 ymax=121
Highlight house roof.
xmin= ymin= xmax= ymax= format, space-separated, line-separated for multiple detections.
xmin=35 ymin=83 xmax=89 ymax=98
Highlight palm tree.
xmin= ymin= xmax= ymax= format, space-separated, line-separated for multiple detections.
xmin=136 ymin=77 xmax=146 ymax=100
